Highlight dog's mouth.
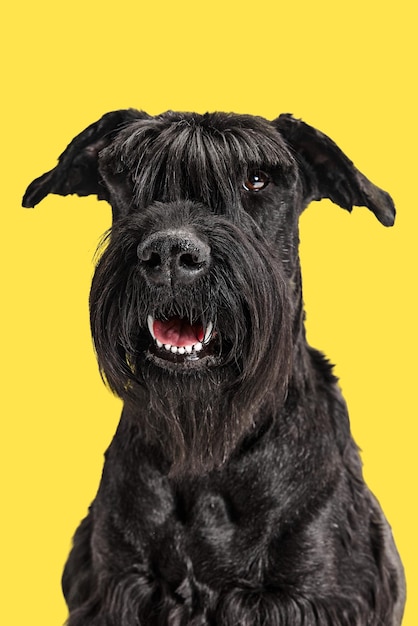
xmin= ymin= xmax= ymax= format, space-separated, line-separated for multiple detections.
xmin=147 ymin=315 xmax=216 ymax=364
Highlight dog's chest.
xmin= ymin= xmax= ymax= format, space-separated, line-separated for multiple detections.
xmin=97 ymin=454 xmax=281 ymax=589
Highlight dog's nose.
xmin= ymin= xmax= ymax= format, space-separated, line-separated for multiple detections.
xmin=137 ymin=230 xmax=211 ymax=286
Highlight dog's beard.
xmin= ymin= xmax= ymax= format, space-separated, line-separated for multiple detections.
xmin=127 ymin=365 xmax=249 ymax=475
xmin=90 ymin=205 xmax=293 ymax=475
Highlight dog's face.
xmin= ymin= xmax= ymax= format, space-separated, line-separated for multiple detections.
xmin=23 ymin=109 xmax=395 ymax=473
xmin=90 ymin=113 xmax=299 ymax=382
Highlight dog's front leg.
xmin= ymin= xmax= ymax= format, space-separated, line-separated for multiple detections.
xmin=62 ymin=510 xmax=96 ymax=615
xmin=216 ymin=588 xmax=368 ymax=626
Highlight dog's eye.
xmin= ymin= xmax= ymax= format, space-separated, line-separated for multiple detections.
xmin=243 ymin=171 xmax=270 ymax=192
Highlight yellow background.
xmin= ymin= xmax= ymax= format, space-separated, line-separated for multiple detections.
xmin=1 ymin=1 xmax=416 ymax=624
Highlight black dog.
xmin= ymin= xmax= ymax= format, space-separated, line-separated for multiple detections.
xmin=23 ymin=110 xmax=405 ymax=625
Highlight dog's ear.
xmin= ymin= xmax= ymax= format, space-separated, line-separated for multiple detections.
xmin=22 ymin=109 xmax=148 ymax=208
xmin=273 ymin=114 xmax=395 ymax=226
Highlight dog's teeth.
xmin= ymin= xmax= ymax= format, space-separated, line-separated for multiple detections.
xmin=147 ymin=315 xmax=155 ymax=340
xmin=148 ymin=316 xmax=213 ymax=356
xmin=204 ymin=321 xmax=213 ymax=344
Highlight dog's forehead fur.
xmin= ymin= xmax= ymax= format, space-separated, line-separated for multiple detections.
xmin=99 ymin=111 xmax=298 ymax=212
xmin=113 ymin=110 xmax=294 ymax=165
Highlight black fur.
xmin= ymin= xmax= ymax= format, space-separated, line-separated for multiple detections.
xmin=23 ymin=109 xmax=405 ymax=625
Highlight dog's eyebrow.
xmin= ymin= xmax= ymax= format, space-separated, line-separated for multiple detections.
xmin=103 ymin=117 xmax=297 ymax=212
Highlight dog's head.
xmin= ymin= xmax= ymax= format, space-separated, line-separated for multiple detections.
xmin=23 ymin=110 xmax=395 ymax=473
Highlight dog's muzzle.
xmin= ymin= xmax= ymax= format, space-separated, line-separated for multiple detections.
xmin=138 ymin=228 xmax=216 ymax=365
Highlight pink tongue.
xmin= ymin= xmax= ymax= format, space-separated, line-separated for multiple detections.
xmin=153 ymin=317 xmax=204 ymax=347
